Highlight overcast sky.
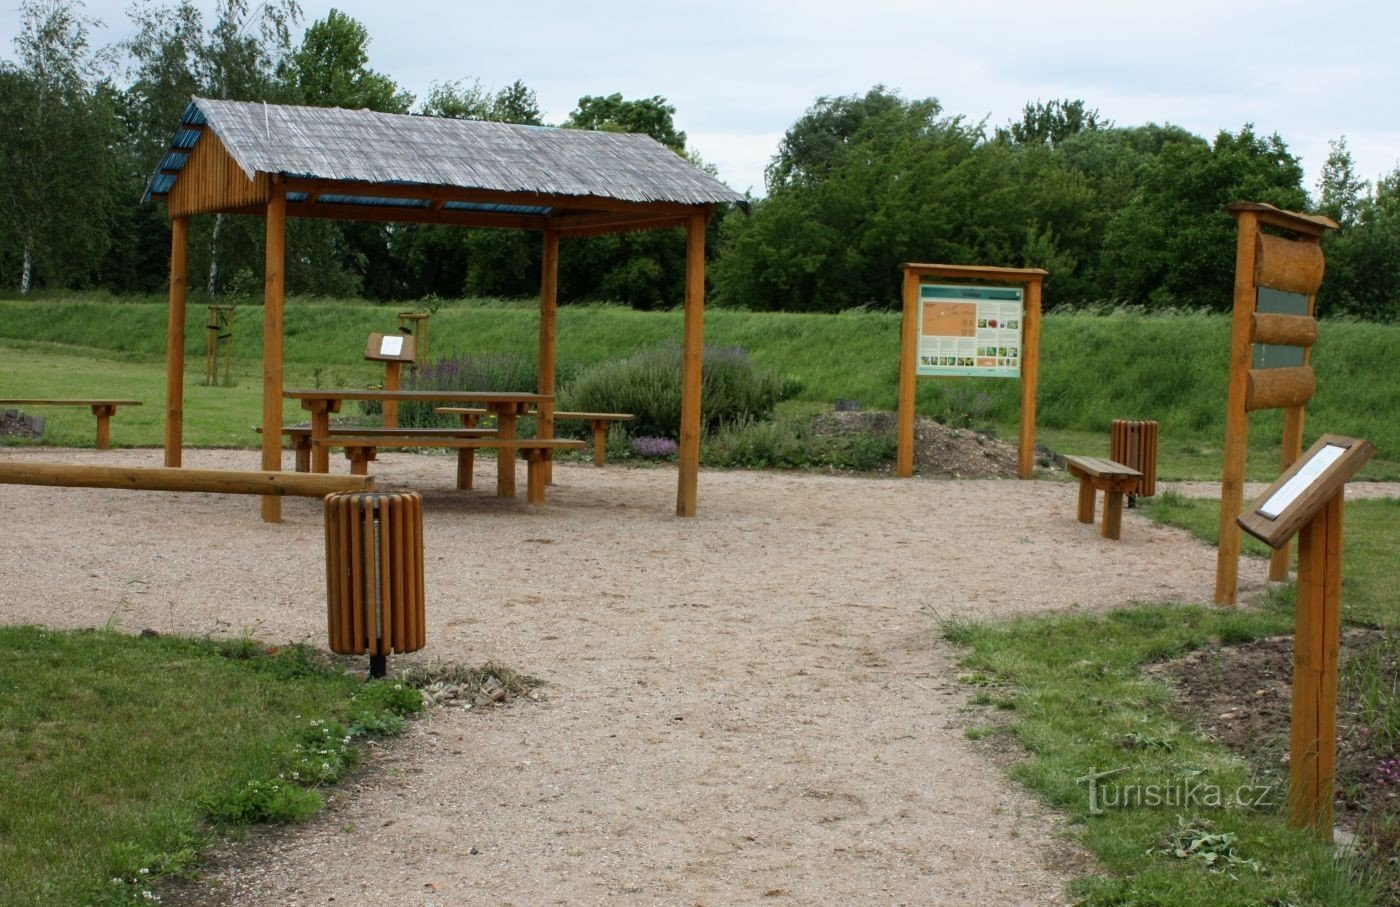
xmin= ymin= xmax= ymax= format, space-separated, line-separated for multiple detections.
xmin=3 ymin=0 xmax=1398 ymax=198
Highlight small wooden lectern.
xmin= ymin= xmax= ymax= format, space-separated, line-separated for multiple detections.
xmin=1237 ymin=434 xmax=1374 ymax=840
xmin=364 ymin=333 xmax=417 ymax=428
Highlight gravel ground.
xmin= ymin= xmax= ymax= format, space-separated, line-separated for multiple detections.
xmin=0 ymin=447 xmax=1274 ymax=905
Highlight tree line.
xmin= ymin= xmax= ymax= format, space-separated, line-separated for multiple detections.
xmin=2 ymin=1 xmax=1396 ymax=321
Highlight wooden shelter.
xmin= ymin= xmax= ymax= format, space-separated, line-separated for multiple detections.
xmin=147 ymin=98 xmax=744 ymax=522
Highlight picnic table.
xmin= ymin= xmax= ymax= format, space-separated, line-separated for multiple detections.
xmin=283 ymin=389 xmax=555 ymax=498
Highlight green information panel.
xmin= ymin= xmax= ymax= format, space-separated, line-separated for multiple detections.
xmin=1253 ymin=287 xmax=1308 ymax=369
xmin=916 ymin=284 xmax=1023 ymax=377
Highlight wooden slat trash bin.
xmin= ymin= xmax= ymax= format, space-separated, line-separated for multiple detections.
xmin=1110 ymin=419 xmax=1159 ymax=502
xmin=324 ymin=491 xmax=426 ymax=678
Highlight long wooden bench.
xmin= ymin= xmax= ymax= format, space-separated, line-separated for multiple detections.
xmin=258 ymin=425 xmax=496 ymax=475
xmin=0 ymin=398 xmax=142 ymax=450
xmin=0 ymin=461 xmax=370 ymax=496
xmin=1064 ymin=455 xmax=1143 ymax=540
xmin=314 ymin=436 xmax=586 ymax=505
xmin=436 ymin=407 xmax=633 ymax=466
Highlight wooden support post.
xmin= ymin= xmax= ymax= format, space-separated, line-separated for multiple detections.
xmin=1214 ymin=210 xmax=1260 ymax=605
xmin=1018 ymin=276 xmax=1043 ymax=479
xmin=261 ymin=185 xmax=286 ymax=523
xmin=164 ymin=216 xmax=188 ymax=467
xmin=1076 ymin=477 xmax=1095 ymax=524
xmin=90 ymin=404 xmax=117 ymax=450
xmin=539 ymin=229 xmax=559 ymax=485
xmin=590 ymin=419 xmax=608 ymax=467
xmin=382 ymin=361 xmax=401 ymax=428
xmin=896 ymin=268 xmax=919 ymax=477
xmin=677 ymin=213 xmax=706 ymax=517
xmin=1289 ymin=491 xmax=1343 ymax=839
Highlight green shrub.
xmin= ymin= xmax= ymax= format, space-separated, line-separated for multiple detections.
xmin=561 ymin=344 xmax=789 ymax=439
xmin=384 ymin=352 xmax=556 ymax=427
xmin=702 ymin=412 xmax=897 ymax=471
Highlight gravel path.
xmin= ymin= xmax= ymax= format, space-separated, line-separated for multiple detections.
xmin=0 ymin=448 xmax=1260 ymax=905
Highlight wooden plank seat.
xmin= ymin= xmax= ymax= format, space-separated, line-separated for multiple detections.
xmin=314 ymin=436 xmax=586 ymax=505
xmin=436 ymin=407 xmax=634 ymax=466
xmin=258 ymin=425 xmax=496 ymax=474
xmin=0 ymin=398 xmax=142 ymax=450
xmin=1063 ymin=455 xmax=1143 ymax=540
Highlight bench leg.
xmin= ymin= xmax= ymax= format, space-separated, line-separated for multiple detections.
xmin=1102 ymin=490 xmax=1125 ymax=540
xmin=524 ymin=450 xmax=548 ymax=505
xmin=91 ymin=404 xmax=116 ymax=450
xmin=591 ymin=420 xmax=608 ymax=467
xmin=456 ymin=448 xmax=474 ymax=490
xmin=1076 ymin=476 xmax=1096 ymax=524
xmin=294 ymin=436 xmax=311 ymax=473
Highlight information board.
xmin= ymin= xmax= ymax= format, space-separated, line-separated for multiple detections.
xmin=916 ymin=284 xmax=1023 ymax=377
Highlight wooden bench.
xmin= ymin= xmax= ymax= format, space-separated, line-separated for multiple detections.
xmin=0 ymin=398 xmax=142 ymax=450
xmin=1064 ymin=455 xmax=1143 ymax=540
xmin=258 ymin=425 xmax=496 ymax=476
xmin=314 ymin=436 xmax=586 ymax=505
xmin=436 ymin=407 xmax=633 ymax=466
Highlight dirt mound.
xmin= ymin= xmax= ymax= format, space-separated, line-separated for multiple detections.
xmin=816 ymin=409 xmax=1054 ymax=479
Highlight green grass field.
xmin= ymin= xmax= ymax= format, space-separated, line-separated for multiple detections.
xmin=2 ymin=296 xmax=1396 ymax=479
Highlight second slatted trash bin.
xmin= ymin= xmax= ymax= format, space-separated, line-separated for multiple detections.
xmin=1110 ymin=419 xmax=1159 ymax=503
xmin=325 ymin=491 xmax=426 ymax=677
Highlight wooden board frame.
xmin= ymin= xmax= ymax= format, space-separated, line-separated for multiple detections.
xmin=897 ymin=263 xmax=1046 ymax=479
xmin=1213 ymin=202 xmax=1336 ymax=604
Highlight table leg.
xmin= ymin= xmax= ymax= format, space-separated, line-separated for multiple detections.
xmin=307 ymin=402 xmax=335 ymax=473
xmin=496 ymin=410 xmax=517 ymax=498
xmin=525 ymin=450 xmax=547 ymax=505
xmin=456 ymin=413 xmax=479 ymax=489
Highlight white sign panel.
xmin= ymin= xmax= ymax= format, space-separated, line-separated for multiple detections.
xmin=1258 ymin=443 xmax=1347 ymax=519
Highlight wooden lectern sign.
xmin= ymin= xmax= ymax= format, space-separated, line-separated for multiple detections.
xmin=364 ymin=333 xmax=417 ymax=428
xmin=1238 ymin=434 xmax=1374 ymax=840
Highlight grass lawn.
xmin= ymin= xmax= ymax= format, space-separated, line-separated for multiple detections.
xmin=0 ymin=629 xmax=422 ymax=906
xmin=948 ymin=496 xmax=1399 ymax=905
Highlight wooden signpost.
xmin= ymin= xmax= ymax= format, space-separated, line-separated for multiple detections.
xmin=1237 ymin=434 xmax=1374 ymax=839
xmin=397 ymin=313 xmax=430 ymax=370
xmin=1214 ymin=202 xmax=1337 ymax=605
xmin=364 ymin=333 xmax=417 ymax=428
xmin=897 ymin=263 xmax=1046 ymax=479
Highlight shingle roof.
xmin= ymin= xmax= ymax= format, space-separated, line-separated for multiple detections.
xmin=147 ymin=98 xmax=745 ymax=209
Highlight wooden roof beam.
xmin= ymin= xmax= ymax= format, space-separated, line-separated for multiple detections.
xmin=554 ymin=213 xmax=692 ymax=238
xmin=281 ymin=177 xmax=700 ymax=218
xmin=285 ymin=201 xmax=549 ymax=231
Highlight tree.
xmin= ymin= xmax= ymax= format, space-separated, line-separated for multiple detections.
xmin=765 ymin=85 xmax=940 ymax=191
xmin=0 ymin=0 xmax=121 ymax=293
xmin=714 ymin=89 xmax=1013 ymax=312
xmin=1315 ymin=136 xmax=1367 ymax=229
xmin=565 ymin=93 xmax=685 ymax=151
xmin=282 ymin=8 xmax=410 ymax=112
xmin=1100 ymin=125 xmax=1308 ymax=309
xmin=420 ymin=78 xmax=542 ymax=125
xmin=997 ymin=98 xmax=1110 ymax=148
xmin=124 ymin=0 xmax=301 ymax=296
